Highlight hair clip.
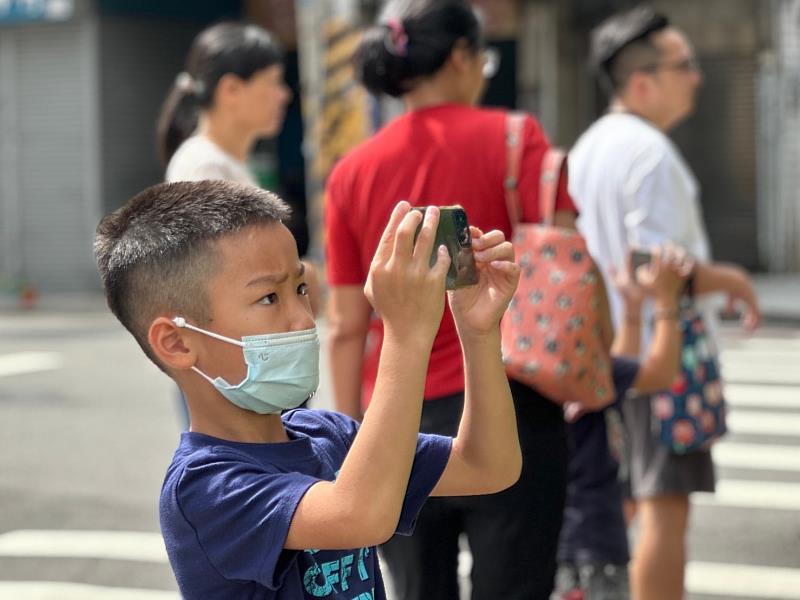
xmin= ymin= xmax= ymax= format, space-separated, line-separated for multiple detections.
xmin=175 ymin=72 xmax=204 ymax=97
xmin=385 ymin=18 xmax=408 ymax=57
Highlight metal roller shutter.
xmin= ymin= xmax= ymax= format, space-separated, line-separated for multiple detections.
xmin=1 ymin=19 xmax=100 ymax=292
xmin=98 ymin=17 xmax=201 ymax=214
xmin=672 ymin=55 xmax=760 ymax=269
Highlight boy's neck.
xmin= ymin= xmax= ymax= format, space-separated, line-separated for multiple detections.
xmin=186 ymin=390 xmax=291 ymax=443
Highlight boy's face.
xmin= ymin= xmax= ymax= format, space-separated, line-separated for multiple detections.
xmin=191 ymin=222 xmax=313 ymax=384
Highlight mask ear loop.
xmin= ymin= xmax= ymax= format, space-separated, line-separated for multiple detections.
xmin=172 ymin=316 xmax=244 ymax=347
xmin=172 ymin=317 xmax=242 ymax=389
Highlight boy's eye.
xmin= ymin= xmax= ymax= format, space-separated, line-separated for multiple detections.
xmin=298 ymin=283 xmax=309 ymax=296
xmin=259 ymin=293 xmax=278 ymax=305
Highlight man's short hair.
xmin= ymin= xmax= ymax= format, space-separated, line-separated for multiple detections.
xmin=94 ymin=180 xmax=291 ymax=370
xmin=590 ymin=6 xmax=670 ymax=94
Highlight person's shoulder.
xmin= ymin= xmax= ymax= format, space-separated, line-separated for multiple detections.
xmin=284 ymin=408 xmax=359 ymax=445
xmin=165 ymin=137 xmax=236 ymax=182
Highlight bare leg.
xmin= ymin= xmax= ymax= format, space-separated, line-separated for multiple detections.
xmin=624 ymin=498 xmax=637 ymax=526
xmin=630 ymin=494 xmax=689 ymax=600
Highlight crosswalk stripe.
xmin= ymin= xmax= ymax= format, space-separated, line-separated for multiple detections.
xmin=686 ymin=561 xmax=800 ymax=599
xmin=0 ymin=530 xmax=167 ymax=563
xmin=0 ymin=582 xmax=178 ymax=599
xmin=726 ymin=383 xmax=800 ymax=410
xmin=722 ymin=368 xmax=800 ymax=386
xmin=693 ymin=479 xmax=800 ymax=511
xmin=0 ymin=352 xmax=63 ymax=378
xmin=713 ymin=442 xmax=800 ymax=472
xmin=727 ymin=411 xmax=800 ymax=437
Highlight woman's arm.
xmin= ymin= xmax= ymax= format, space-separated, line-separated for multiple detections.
xmin=326 ymin=285 xmax=371 ymax=421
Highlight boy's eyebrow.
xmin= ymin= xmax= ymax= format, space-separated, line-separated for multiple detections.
xmin=246 ymin=263 xmax=305 ymax=287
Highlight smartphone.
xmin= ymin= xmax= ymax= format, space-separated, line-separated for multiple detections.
xmin=630 ymin=249 xmax=653 ymax=282
xmin=412 ymin=205 xmax=479 ymax=290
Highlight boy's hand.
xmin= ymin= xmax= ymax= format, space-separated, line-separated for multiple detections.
xmin=448 ymin=227 xmax=520 ymax=337
xmin=635 ymin=246 xmax=689 ymax=306
xmin=364 ymin=202 xmax=451 ymax=342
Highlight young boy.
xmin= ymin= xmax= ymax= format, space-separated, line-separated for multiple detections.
xmin=94 ymin=180 xmax=522 ymax=599
xmin=553 ymin=249 xmax=688 ymax=600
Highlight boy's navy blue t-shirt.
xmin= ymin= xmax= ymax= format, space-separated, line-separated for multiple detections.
xmin=160 ymin=408 xmax=452 ymax=599
xmin=558 ymin=357 xmax=640 ymax=565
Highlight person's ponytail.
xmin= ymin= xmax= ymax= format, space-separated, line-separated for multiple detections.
xmin=355 ymin=23 xmax=412 ymax=98
xmin=354 ymin=1 xmax=482 ymax=98
xmin=156 ymin=73 xmax=203 ymax=168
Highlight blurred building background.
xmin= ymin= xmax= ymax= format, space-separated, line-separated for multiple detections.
xmin=0 ymin=0 xmax=798 ymax=296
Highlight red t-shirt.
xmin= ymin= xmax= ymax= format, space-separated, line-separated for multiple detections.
xmin=325 ymin=103 xmax=575 ymax=406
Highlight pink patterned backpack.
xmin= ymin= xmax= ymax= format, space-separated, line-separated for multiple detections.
xmin=500 ymin=113 xmax=614 ymax=409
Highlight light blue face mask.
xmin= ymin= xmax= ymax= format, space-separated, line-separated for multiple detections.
xmin=172 ymin=317 xmax=319 ymax=415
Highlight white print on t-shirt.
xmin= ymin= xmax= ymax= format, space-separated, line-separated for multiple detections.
xmin=302 ymin=547 xmax=373 ymax=599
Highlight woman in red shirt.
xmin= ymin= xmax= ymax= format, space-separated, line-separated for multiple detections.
xmin=325 ymin=1 xmax=575 ymax=598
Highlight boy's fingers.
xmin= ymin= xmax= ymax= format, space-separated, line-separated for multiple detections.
xmin=470 ymin=225 xmax=484 ymax=239
xmin=471 ymin=228 xmax=503 ymax=250
xmin=394 ymin=207 xmax=426 ymax=261
xmin=411 ymin=206 xmax=440 ymax=262
xmin=375 ymin=201 xmax=410 ymax=261
xmin=474 ymin=241 xmax=514 ymax=263
xmin=430 ymin=244 xmax=452 ymax=281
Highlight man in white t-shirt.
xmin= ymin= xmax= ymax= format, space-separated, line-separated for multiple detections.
xmin=568 ymin=7 xmax=758 ymax=600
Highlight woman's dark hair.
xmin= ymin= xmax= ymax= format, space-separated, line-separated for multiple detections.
xmin=156 ymin=22 xmax=283 ymax=168
xmin=355 ymin=0 xmax=482 ymax=98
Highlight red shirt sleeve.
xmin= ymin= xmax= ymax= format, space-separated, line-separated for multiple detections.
xmin=324 ymin=163 xmax=366 ymax=286
xmin=515 ymin=115 xmax=577 ymax=223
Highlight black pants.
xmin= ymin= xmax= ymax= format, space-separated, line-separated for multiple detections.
xmin=380 ymin=380 xmax=568 ymax=600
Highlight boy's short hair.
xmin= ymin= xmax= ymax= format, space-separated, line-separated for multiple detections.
xmin=94 ymin=180 xmax=290 ymax=370
xmin=590 ymin=6 xmax=669 ymax=94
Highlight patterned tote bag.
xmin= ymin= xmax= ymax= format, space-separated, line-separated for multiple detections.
xmin=500 ymin=113 xmax=614 ymax=409
xmin=651 ymin=296 xmax=727 ymax=453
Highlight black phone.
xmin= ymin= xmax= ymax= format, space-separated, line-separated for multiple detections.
xmin=412 ymin=205 xmax=479 ymax=290
xmin=630 ymin=249 xmax=653 ymax=281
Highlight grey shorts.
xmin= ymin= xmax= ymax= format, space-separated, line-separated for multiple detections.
xmin=622 ymin=394 xmax=716 ymax=499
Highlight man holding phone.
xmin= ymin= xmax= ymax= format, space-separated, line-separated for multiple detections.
xmin=568 ymin=7 xmax=759 ymax=600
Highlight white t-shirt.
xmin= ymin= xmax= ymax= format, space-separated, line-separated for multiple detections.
xmin=569 ymin=113 xmax=716 ymax=350
xmin=165 ymin=135 xmax=258 ymax=187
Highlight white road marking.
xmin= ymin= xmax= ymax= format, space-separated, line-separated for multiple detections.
xmin=713 ymin=442 xmax=800 ymax=472
xmin=726 ymin=383 xmax=800 ymax=410
xmin=0 ymin=530 xmax=168 ymax=563
xmin=0 ymin=582 xmax=178 ymax=599
xmin=0 ymin=352 xmax=63 ymax=378
xmin=686 ymin=561 xmax=800 ymax=598
xmin=727 ymin=411 xmax=800 ymax=437
xmin=693 ymin=479 xmax=800 ymax=511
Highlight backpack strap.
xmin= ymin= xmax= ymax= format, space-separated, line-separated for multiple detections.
xmin=504 ymin=111 xmax=526 ymax=226
xmin=540 ymin=147 xmax=567 ymax=226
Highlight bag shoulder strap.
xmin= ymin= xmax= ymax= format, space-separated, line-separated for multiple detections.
xmin=504 ymin=111 xmax=526 ymax=226
xmin=540 ymin=147 xmax=567 ymax=226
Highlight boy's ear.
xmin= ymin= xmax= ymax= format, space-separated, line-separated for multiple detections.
xmin=148 ymin=317 xmax=197 ymax=371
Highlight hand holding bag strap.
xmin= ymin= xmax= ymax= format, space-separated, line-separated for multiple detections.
xmin=504 ymin=112 xmax=526 ymax=226
xmin=539 ymin=147 xmax=567 ymax=226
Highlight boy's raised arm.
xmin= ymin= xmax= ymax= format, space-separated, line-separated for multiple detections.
xmin=431 ymin=227 xmax=523 ymax=497
xmin=285 ymin=202 xmax=451 ymax=550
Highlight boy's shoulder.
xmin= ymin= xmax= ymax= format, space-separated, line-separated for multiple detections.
xmin=165 ymin=409 xmax=360 ymax=475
